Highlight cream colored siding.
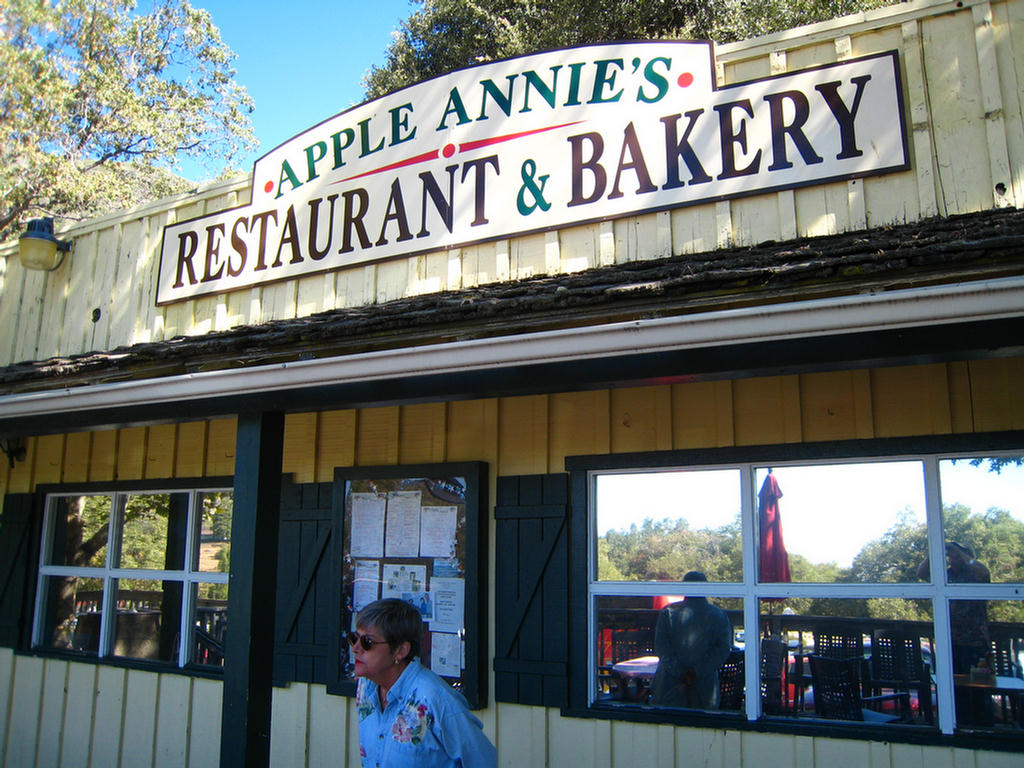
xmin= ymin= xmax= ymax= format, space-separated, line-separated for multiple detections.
xmin=0 ymin=0 xmax=1018 ymax=365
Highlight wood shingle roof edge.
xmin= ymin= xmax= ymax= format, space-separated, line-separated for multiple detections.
xmin=3 ymin=205 xmax=1023 ymax=395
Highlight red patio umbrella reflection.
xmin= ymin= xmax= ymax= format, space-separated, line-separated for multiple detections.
xmin=758 ymin=471 xmax=791 ymax=583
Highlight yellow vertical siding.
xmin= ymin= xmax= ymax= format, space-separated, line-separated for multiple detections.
xmin=610 ymin=385 xmax=673 ymax=454
xmin=355 ymin=406 xmax=400 ymax=466
xmin=175 ymin=421 xmax=209 ymax=478
xmin=283 ymin=412 xmax=319 ymax=483
xmin=145 ymin=424 xmax=178 ymax=479
xmin=799 ymin=370 xmax=874 ymax=443
xmin=317 ymin=409 xmax=358 ymax=481
xmin=398 ymin=402 xmax=448 ymax=465
xmin=672 ymin=380 xmax=735 ymax=450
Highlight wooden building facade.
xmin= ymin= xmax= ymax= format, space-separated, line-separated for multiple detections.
xmin=1 ymin=1 xmax=1023 ymax=766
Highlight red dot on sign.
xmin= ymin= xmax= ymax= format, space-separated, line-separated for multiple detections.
xmin=264 ymin=180 xmax=274 ymax=194
xmin=443 ymin=143 xmax=456 ymax=158
xmin=678 ymin=72 xmax=694 ymax=87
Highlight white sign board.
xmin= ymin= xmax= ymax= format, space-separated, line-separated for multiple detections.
xmin=157 ymin=42 xmax=908 ymax=304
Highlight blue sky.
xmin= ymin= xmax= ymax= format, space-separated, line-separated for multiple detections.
xmin=182 ymin=0 xmax=416 ymax=182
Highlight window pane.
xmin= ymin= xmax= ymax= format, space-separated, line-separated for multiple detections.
xmin=595 ymin=469 xmax=742 ymax=582
xmin=767 ymin=597 xmax=936 ymax=727
xmin=112 ymin=578 xmax=181 ymax=663
xmin=197 ymin=492 xmax=232 ymax=573
xmin=38 ymin=575 xmax=103 ymax=654
xmin=939 ymin=457 xmax=1024 ymax=584
xmin=47 ymin=495 xmax=110 ymax=567
xmin=753 ymin=463 xmax=926 ymax=583
xmin=949 ymin=599 xmax=1023 ymax=730
xmin=119 ymin=493 xmax=188 ymax=570
xmin=193 ymin=582 xmax=228 ymax=668
xmin=594 ymin=594 xmax=744 ymax=712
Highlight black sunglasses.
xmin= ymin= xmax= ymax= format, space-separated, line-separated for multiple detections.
xmin=347 ymin=631 xmax=390 ymax=651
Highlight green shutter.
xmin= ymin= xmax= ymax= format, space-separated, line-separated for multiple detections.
xmin=273 ymin=479 xmax=334 ymax=685
xmin=0 ymin=493 xmax=39 ymax=649
xmin=493 ymin=474 xmax=569 ymax=708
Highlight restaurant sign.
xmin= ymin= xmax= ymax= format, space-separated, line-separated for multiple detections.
xmin=157 ymin=42 xmax=908 ymax=304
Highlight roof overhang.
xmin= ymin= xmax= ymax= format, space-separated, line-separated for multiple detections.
xmin=2 ymin=275 xmax=1023 ymax=439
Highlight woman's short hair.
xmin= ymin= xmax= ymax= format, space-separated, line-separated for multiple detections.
xmin=356 ymin=598 xmax=422 ymax=660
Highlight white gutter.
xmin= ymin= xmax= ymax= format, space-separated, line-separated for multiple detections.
xmin=1 ymin=276 xmax=1023 ymax=421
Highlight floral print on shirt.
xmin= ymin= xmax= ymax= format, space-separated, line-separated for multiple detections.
xmin=392 ymin=699 xmax=434 ymax=745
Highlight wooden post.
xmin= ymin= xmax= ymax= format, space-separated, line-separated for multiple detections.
xmin=220 ymin=411 xmax=284 ymax=768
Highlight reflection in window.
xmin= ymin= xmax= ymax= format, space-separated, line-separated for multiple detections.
xmin=753 ymin=462 xmax=927 ymax=584
xmin=760 ymin=598 xmax=936 ymax=725
xmin=34 ymin=487 xmax=230 ymax=670
xmin=948 ymin=598 xmax=1024 ymax=730
xmin=193 ymin=582 xmax=228 ymax=668
xmin=939 ymin=457 xmax=1024 ymax=584
xmin=197 ymin=492 xmax=232 ymax=574
xmin=594 ymin=594 xmax=745 ymax=712
xmin=119 ymin=493 xmax=188 ymax=570
xmin=40 ymin=575 xmax=103 ymax=654
xmin=587 ymin=450 xmax=1023 ymax=735
xmin=112 ymin=577 xmax=179 ymax=663
xmin=595 ymin=470 xmax=742 ymax=582
xmin=47 ymin=495 xmax=111 ymax=568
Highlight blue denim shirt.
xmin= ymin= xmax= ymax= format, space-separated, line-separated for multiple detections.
xmin=357 ymin=660 xmax=496 ymax=768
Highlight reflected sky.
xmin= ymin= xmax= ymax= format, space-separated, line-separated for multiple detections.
xmin=596 ymin=460 xmax=1024 ymax=569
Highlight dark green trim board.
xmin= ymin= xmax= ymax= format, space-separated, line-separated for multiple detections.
xmin=220 ymin=411 xmax=285 ymax=768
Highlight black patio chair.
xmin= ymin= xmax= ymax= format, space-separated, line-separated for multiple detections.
xmin=810 ymin=655 xmax=911 ymax=723
xmin=990 ymin=636 xmax=1023 ymax=724
xmin=795 ymin=624 xmax=870 ymax=709
xmin=868 ymin=629 xmax=934 ymax=724
xmin=760 ymin=637 xmax=787 ymax=714
xmin=718 ymin=650 xmax=745 ymax=710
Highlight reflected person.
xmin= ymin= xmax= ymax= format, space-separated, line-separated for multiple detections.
xmin=651 ymin=571 xmax=733 ymax=709
xmin=917 ymin=541 xmax=993 ymax=725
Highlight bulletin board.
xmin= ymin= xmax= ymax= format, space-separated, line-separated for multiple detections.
xmin=327 ymin=462 xmax=488 ymax=708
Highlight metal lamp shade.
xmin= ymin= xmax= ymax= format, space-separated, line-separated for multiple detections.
xmin=19 ymin=218 xmax=70 ymax=270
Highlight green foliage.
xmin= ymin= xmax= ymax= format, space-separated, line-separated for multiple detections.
xmin=120 ymin=493 xmax=171 ymax=569
xmin=848 ymin=507 xmax=929 ymax=584
xmin=364 ymin=0 xmax=902 ymax=98
xmin=0 ymin=0 xmax=255 ymax=240
xmin=599 ymin=502 xmax=1024 ymax=623
xmin=600 ymin=514 xmax=743 ymax=582
xmin=203 ymin=492 xmax=233 ymax=541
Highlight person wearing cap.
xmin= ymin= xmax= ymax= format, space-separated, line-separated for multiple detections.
xmin=918 ymin=542 xmax=993 ymax=725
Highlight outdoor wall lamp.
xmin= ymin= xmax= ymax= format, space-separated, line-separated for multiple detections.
xmin=0 ymin=437 xmax=26 ymax=469
xmin=18 ymin=218 xmax=72 ymax=271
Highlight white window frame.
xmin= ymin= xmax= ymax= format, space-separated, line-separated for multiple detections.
xmin=32 ymin=486 xmax=231 ymax=669
xmin=586 ymin=451 xmax=1024 ymax=735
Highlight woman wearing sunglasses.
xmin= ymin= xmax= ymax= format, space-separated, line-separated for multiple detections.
xmin=351 ymin=598 xmax=496 ymax=767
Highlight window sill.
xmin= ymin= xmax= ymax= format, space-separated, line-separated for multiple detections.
xmin=17 ymin=647 xmax=224 ymax=681
xmin=561 ymin=702 xmax=1024 ymax=752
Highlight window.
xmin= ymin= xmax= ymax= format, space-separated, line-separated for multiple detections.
xmin=33 ymin=486 xmax=232 ymax=669
xmin=580 ymin=448 xmax=1024 ymax=736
